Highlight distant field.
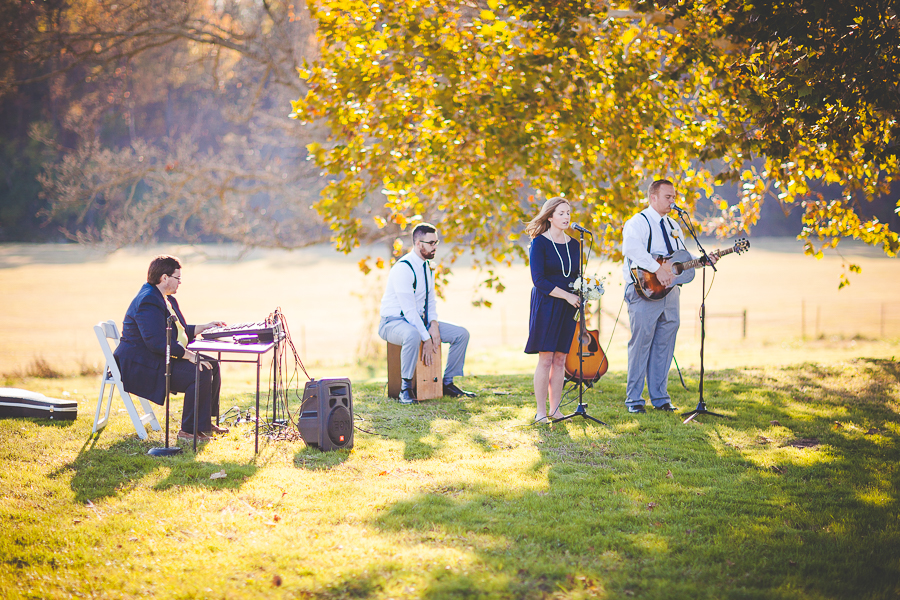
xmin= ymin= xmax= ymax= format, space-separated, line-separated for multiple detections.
xmin=1 ymin=238 xmax=899 ymax=381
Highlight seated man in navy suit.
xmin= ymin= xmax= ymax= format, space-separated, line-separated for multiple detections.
xmin=114 ymin=255 xmax=227 ymax=441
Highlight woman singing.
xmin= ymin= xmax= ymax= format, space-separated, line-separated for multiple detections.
xmin=524 ymin=197 xmax=581 ymax=423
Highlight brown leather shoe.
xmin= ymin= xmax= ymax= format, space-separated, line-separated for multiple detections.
xmin=210 ymin=423 xmax=230 ymax=434
xmin=177 ymin=430 xmax=212 ymax=442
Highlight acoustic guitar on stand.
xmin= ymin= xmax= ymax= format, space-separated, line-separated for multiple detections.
xmin=564 ymin=322 xmax=608 ymax=384
xmin=630 ymin=238 xmax=750 ymax=301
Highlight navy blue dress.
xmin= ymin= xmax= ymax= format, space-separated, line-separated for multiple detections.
xmin=524 ymin=234 xmax=580 ymax=354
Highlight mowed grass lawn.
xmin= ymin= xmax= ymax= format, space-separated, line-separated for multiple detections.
xmin=1 ymin=360 xmax=898 ymax=599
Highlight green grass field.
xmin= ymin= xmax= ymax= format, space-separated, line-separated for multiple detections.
xmin=1 ymin=363 xmax=898 ymax=599
xmin=1 ymin=240 xmax=899 ymax=599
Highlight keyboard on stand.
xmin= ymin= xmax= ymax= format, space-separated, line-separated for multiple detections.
xmin=200 ymin=320 xmax=285 ymax=344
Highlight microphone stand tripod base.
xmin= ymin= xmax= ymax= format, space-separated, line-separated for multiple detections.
xmin=552 ymin=399 xmax=607 ymax=426
xmin=681 ymin=402 xmax=726 ymax=424
xmin=148 ymin=446 xmax=183 ymax=457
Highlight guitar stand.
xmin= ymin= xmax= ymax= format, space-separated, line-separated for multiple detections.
xmin=552 ymin=228 xmax=606 ymax=427
xmin=674 ymin=224 xmax=727 ymax=424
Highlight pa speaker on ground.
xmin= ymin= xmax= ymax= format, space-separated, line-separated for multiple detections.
xmin=297 ymin=378 xmax=353 ymax=451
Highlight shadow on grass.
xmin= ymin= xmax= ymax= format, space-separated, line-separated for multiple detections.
xmin=293 ymin=446 xmax=351 ymax=470
xmin=345 ymin=375 xmax=536 ymax=462
xmin=50 ymin=435 xmax=259 ymax=503
xmin=356 ymin=361 xmax=900 ymax=599
xmin=0 ymin=416 xmax=78 ymax=428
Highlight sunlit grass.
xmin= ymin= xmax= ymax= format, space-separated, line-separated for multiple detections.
xmin=2 ymin=359 xmax=898 ymax=599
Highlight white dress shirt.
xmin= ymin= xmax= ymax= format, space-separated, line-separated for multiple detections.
xmin=621 ymin=206 xmax=687 ymax=281
xmin=379 ymin=251 xmax=438 ymax=342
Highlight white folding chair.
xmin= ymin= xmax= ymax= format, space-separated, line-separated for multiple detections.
xmin=92 ymin=320 xmax=161 ymax=439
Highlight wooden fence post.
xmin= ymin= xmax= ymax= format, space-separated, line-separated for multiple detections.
xmin=801 ymin=300 xmax=806 ymax=339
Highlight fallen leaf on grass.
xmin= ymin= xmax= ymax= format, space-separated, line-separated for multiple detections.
xmin=770 ymin=420 xmax=781 ymax=426
xmin=210 ymin=471 xmax=227 ymax=480
xmin=865 ymin=428 xmax=879 ymax=435
xmin=272 ymin=575 xmax=283 ymax=587
xmin=85 ymin=500 xmax=95 ymax=508
xmin=666 ymin=470 xmax=673 ymax=479
xmin=273 ymin=514 xmax=281 ymax=522
xmin=647 ymin=502 xmax=658 ymax=511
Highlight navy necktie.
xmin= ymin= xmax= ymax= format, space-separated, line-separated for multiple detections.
xmin=660 ymin=218 xmax=674 ymax=255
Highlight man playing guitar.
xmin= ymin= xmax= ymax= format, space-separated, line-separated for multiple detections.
xmin=621 ymin=179 xmax=717 ymax=414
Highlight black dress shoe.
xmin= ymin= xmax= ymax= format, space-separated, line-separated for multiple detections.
xmin=654 ymin=403 xmax=677 ymax=412
xmin=398 ymin=389 xmax=418 ymax=404
xmin=627 ymin=404 xmax=647 ymax=414
xmin=443 ymin=382 xmax=476 ymax=398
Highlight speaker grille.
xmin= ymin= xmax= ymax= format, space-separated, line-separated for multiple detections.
xmin=327 ymin=405 xmax=352 ymax=447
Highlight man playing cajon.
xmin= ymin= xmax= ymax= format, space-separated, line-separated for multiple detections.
xmin=377 ymin=223 xmax=476 ymax=404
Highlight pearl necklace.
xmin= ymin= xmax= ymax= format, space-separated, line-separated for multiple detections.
xmin=549 ymin=232 xmax=572 ymax=277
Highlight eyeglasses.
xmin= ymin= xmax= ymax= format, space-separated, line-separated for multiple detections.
xmin=168 ymin=275 xmax=181 ymax=282
xmin=419 ymin=239 xmax=440 ymax=247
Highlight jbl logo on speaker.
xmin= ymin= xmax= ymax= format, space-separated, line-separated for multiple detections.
xmin=297 ymin=378 xmax=354 ymax=451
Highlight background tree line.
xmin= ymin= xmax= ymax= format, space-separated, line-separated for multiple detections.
xmin=1 ymin=0 xmax=326 ymax=246
xmin=1 ymin=0 xmax=898 ymax=287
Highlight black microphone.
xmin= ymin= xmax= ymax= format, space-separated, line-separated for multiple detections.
xmin=570 ymin=223 xmax=592 ymax=233
xmin=670 ymin=204 xmax=688 ymax=215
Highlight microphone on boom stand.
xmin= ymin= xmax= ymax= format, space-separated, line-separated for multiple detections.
xmin=553 ymin=222 xmax=606 ymax=427
xmin=148 ymin=315 xmax=183 ymax=457
xmin=671 ymin=204 xmax=726 ymax=424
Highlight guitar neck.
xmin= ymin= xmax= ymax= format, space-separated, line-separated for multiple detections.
xmin=679 ymin=247 xmax=735 ymax=270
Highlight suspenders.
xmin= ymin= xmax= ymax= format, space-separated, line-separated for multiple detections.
xmin=640 ymin=213 xmax=653 ymax=252
xmin=640 ymin=213 xmax=680 ymax=253
xmin=399 ymin=259 xmax=429 ymax=328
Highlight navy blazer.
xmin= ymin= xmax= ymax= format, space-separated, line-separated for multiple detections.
xmin=113 ymin=283 xmax=197 ymax=406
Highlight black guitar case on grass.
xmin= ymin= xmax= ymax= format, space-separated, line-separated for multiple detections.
xmin=0 ymin=388 xmax=77 ymax=420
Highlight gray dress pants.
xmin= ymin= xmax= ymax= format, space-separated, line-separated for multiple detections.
xmin=625 ymin=285 xmax=680 ymax=408
xmin=378 ymin=317 xmax=470 ymax=381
